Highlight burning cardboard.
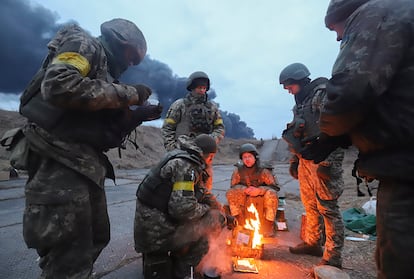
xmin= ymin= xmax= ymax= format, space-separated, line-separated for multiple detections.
xmin=232 ymin=257 xmax=258 ymax=273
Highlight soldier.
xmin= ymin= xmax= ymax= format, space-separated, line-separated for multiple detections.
xmin=302 ymin=0 xmax=414 ymax=277
xmin=226 ymin=143 xmax=280 ymax=237
xmin=134 ymin=134 xmax=225 ymax=279
xmin=279 ymin=63 xmax=345 ymax=268
xmin=14 ymin=19 xmax=162 ymax=278
xmin=161 ymin=71 xmax=225 ymax=190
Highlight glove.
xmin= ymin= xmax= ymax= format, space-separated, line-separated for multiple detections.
xmin=244 ymin=186 xmax=264 ymax=197
xmin=289 ymin=161 xmax=299 ymax=179
xmin=316 ymin=164 xmax=332 ymax=181
xmin=130 ymin=104 xmax=163 ymax=122
xmin=226 ymin=215 xmax=238 ymax=230
xmin=132 ymin=84 xmax=152 ymax=105
xmin=300 ymin=133 xmax=351 ymax=164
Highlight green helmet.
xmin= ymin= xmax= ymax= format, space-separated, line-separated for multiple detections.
xmin=239 ymin=143 xmax=258 ymax=159
xmin=186 ymin=71 xmax=210 ymax=91
xmin=279 ymin=63 xmax=310 ymax=85
xmin=100 ymin=18 xmax=147 ymax=77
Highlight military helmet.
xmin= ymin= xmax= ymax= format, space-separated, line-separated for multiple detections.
xmin=186 ymin=71 xmax=210 ymax=91
xmin=279 ymin=63 xmax=310 ymax=85
xmin=325 ymin=0 xmax=370 ymax=27
xmin=100 ymin=18 xmax=147 ymax=65
xmin=195 ymin=134 xmax=217 ymax=154
xmin=239 ymin=143 xmax=258 ymax=159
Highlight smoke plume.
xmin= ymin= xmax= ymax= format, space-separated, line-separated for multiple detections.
xmin=0 ymin=0 xmax=255 ymax=139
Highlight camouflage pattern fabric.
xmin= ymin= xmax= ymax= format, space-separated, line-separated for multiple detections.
xmin=23 ymin=126 xmax=110 ymax=279
xmin=134 ymin=137 xmax=224 ymax=275
xmin=20 ymin=22 xmax=145 ymax=278
xmin=321 ymin=0 xmax=414 ymax=277
xmin=161 ymin=92 xmax=225 ymax=152
xmin=297 ymin=150 xmax=345 ymax=266
xmin=226 ymin=164 xmax=279 ymax=221
xmin=285 ymin=77 xmax=345 ymax=266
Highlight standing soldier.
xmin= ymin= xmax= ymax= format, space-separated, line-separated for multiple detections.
xmin=226 ymin=143 xmax=280 ymax=237
xmin=302 ymin=0 xmax=414 ymax=277
xmin=161 ymin=71 xmax=225 ymax=190
xmin=134 ymin=134 xmax=225 ymax=279
xmin=279 ymin=63 xmax=345 ymax=269
xmin=10 ymin=18 xmax=162 ymax=278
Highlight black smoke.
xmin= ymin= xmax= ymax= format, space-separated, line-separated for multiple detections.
xmin=0 ymin=0 xmax=255 ymax=139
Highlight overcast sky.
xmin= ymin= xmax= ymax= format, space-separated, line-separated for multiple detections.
xmin=1 ymin=0 xmax=340 ymax=139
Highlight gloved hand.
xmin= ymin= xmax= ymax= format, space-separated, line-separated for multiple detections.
xmin=132 ymin=84 xmax=152 ymax=105
xmin=300 ymin=133 xmax=351 ymax=164
xmin=130 ymin=104 xmax=163 ymax=122
xmin=244 ymin=186 xmax=264 ymax=197
xmin=316 ymin=164 xmax=332 ymax=181
xmin=289 ymin=160 xmax=299 ymax=179
xmin=226 ymin=215 xmax=238 ymax=230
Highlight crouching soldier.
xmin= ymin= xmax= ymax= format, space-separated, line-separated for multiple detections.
xmin=226 ymin=143 xmax=280 ymax=237
xmin=134 ymin=134 xmax=226 ymax=279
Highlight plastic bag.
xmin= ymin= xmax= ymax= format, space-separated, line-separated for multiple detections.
xmin=362 ymin=197 xmax=377 ymax=216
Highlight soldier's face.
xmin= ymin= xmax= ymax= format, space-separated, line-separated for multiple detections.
xmin=283 ymin=84 xmax=300 ymax=95
xmin=242 ymin=152 xmax=256 ymax=168
xmin=193 ymin=85 xmax=208 ymax=95
xmin=328 ymin=20 xmax=346 ymax=41
xmin=203 ymin=153 xmax=215 ymax=165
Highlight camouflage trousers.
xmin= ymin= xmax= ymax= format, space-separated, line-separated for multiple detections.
xmin=376 ymin=178 xmax=414 ymax=279
xmin=298 ymin=159 xmax=344 ymax=266
xmin=23 ymin=153 xmax=110 ymax=279
xmin=226 ymin=185 xmax=279 ymax=221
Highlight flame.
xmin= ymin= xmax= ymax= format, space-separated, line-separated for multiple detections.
xmin=243 ymin=203 xmax=263 ymax=248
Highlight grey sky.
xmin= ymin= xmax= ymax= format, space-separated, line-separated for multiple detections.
xmin=2 ymin=0 xmax=340 ymax=139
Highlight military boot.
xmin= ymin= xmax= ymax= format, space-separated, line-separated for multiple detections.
xmin=289 ymin=242 xmax=323 ymax=257
xmin=317 ymin=259 xmax=342 ymax=269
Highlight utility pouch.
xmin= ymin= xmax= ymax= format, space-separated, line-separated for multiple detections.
xmin=282 ymin=118 xmax=306 ymax=154
xmin=1 ymin=127 xmax=29 ymax=170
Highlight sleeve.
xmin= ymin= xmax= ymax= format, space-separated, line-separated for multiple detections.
xmin=41 ymin=32 xmax=138 ymax=111
xmin=210 ymin=102 xmax=225 ymax=144
xmin=320 ymin=6 xmax=409 ymax=136
xmin=230 ymin=168 xmax=241 ymax=187
xmin=161 ymin=100 xmax=182 ymax=151
xmin=163 ymin=159 xmax=209 ymax=222
xmin=261 ymin=169 xmax=280 ymax=191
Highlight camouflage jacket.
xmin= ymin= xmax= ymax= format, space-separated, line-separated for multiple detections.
xmin=321 ymin=0 xmax=414 ymax=146
xmin=20 ymin=24 xmax=146 ymax=151
xmin=161 ymin=92 xmax=225 ymax=151
xmin=231 ymin=162 xmax=280 ymax=192
xmin=320 ymin=0 xmax=414 ymax=178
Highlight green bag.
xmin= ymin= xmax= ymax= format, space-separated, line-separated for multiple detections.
xmin=342 ymin=207 xmax=376 ymax=236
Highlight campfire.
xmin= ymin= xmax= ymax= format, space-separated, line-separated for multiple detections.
xmin=227 ymin=203 xmax=264 ymax=273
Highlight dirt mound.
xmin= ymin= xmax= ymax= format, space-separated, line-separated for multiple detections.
xmin=0 ymin=109 xmax=265 ymax=170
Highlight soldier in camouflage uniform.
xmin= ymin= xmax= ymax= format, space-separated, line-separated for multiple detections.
xmin=226 ymin=143 xmax=280 ymax=237
xmin=161 ymin=71 xmax=225 ymax=190
xmin=14 ymin=19 xmax=162 ymax=278
xmin=309 ymin=0 xmax=414 ymax=277
xmin=134 ymin=134 xmax=225 ymax=279
xmin=279 ymin=63 xmax=345 ymax=269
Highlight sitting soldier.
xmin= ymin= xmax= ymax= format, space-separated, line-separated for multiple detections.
xmin=226 ymin=143 xmax=280 ymax=237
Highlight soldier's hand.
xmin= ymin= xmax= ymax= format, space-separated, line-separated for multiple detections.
xmin=300 ymin=133 xmax=351 ymax=164
xmin=316 ymin=164 xmax=332 ymax=182
xmin=132 ymin=84 xmax=152 ymax=105
xmin=244 ymin=186 xmax=263 ymax=197
xmin=130 ymin=104 xmax=163 ymax=122
xmin=289 ymin=161 xmax=299 ymax=179
xmin=226 ymin=215 xmax=238 ymax=230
